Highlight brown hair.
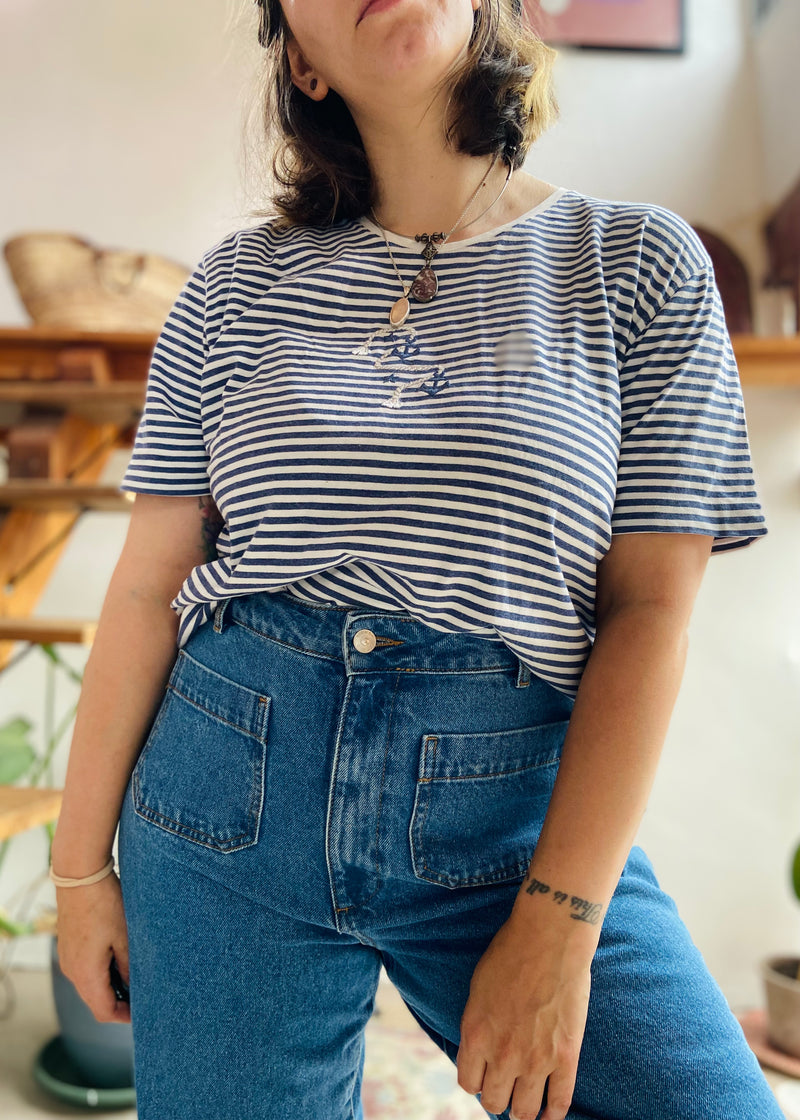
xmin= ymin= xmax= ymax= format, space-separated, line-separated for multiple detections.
xmin=249 ymin=0 xmax=560 ymax=229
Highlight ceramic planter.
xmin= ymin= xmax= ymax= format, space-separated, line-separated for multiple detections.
xmin=762 ymin=955 xmax=800 ymax=1060
xmin=50 ymin=934 xmax=135 ymax=1089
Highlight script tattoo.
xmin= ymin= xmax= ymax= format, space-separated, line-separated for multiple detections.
xmin=522 ymin=874 xmax=604 ymax=925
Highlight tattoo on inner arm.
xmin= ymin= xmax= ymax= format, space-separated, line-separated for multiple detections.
xmin=522 ymin=874 xmax=604 ymax=925
xmin=198 ymin=496 xmax=225 ymax=563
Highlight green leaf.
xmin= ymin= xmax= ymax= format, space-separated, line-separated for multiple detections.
xmin=0 ymin=909 xmax=35 ymax=937
xmin=0 ymin=717 xmax=34 ymax=748
xmin=792 ymin=841 xmax=800 ymax=905
xmin=0 ymin=741 xmax=36 ymax=784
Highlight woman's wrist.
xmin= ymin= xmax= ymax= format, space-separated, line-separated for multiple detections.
xmin=49 ymin=843 xmax=115 ymax=880
xmin=49 ymin=856 xmax=116 ymax=888
xmin=508 ymin=867 xmax=607 ymax=961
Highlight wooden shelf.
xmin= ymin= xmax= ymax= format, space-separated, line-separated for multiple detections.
xmin=0 ymin=618 xmax=97 ymax=644
xmin=0 ymin=382 xmax=145 ymax=404
xmin=730 ymin=335 xmax=800 ymax=386
xmin=0 ymin=481 xmax=134 ymax=511
xmin=0 ymin=786 xmax=62 ymax=841
xmin=0 ymin=326 xmax=156 ymax=343
xmin=0 ymin=326 xmax=155 ymax=384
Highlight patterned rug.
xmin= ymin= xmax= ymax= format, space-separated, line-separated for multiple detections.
xmin=362 ymin=980 xmax=486 ymax=1120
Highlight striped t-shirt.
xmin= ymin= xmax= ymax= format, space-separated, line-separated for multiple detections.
xmin=119 ymin=185 xmax=768 ymax=699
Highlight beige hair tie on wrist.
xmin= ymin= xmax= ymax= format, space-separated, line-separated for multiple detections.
xmin=49 ymin=856 xmax=116 ymax=887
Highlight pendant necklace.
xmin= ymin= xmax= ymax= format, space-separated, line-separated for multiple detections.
xmin=370 ymin=151 xmax=515 ymax=328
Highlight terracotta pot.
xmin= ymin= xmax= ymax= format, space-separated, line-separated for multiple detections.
xmin=762 ymin=955 xmax=800 ymax=1060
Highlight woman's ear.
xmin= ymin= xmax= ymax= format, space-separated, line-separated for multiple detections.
xmin=284 ymin=39 xmax=326 ymax=99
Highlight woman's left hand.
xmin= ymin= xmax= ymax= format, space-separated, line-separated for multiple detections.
xmin=456 ymin=910 xmax=593 ymax=1120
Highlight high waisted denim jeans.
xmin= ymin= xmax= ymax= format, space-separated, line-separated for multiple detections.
xmin=117 ymin=590 xmax=781 ymax=1120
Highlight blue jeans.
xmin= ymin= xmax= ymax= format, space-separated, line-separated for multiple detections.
xmin=117 ymin=590 xmax=780 ymax=1120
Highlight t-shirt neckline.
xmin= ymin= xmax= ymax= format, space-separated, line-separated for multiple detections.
xmin=356 ymin=185 xmax=570 ymax=251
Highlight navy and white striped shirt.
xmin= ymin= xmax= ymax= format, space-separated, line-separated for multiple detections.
xmin=119 ymin=185 xmax=768 ymax=699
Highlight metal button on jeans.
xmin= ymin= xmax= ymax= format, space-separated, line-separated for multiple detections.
xmin=352 ymin=629 xmax=377 ymax=653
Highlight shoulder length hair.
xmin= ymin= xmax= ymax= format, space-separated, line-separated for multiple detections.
xmin=249 ymin=0 xmax=560 ymax=229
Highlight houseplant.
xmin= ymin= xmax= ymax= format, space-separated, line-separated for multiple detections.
xmin=761 ymin=840 xmax=800 ymax=1059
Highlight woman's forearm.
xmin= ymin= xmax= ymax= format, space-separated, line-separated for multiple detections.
xmin=508 ymin=603 xmax=690 ymax=954
xmin=50 ymin=574 xmax=181 ymax=877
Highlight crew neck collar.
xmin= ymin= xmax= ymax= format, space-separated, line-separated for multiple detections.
xmin=356 ymin=185 xmax=570 ymax=250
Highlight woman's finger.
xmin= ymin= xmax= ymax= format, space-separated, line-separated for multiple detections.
xmin=455 ymin=1038 xmax=486 ymax=1097
xmin=540 ymin=1062 xmax=579 ymax=1120
xmin=508 ymin=1072 xmax=548 ymax=1120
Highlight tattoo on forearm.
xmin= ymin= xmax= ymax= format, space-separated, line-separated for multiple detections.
xmin=198 ymin=496 xmax=225 ymax=563
xmin=522 ymin=874 xmax=604 ymax=925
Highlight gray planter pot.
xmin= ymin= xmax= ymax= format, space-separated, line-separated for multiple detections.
xmin=762 ymin=955 xmax=800 ymax=1060
xmin=50 ymin=935 xmax=135 ymax=1089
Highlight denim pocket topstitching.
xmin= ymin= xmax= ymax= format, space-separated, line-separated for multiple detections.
xmin=410 ymin=717 xmax=570 ymax=888
xmin=132 ymin=649 xmax=270 ymax=853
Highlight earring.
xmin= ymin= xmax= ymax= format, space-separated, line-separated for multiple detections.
xmin=310 ymin=78 xmax=318 ymax=91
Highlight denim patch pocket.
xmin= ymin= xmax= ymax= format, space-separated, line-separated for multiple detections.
xmin=410 ymin=717 xmax=570 ymax=888
xmin=132 ymin=649 xmax=270 ymax=853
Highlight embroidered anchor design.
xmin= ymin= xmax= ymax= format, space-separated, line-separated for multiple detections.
xmin=351 ymin=325 xmax=449 ymax=408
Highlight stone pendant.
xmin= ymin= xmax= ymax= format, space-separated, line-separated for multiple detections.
xmin=411 ymin=266 xmax=438 ymax=303
xmin=389 ymin=295 xmax=410 ymax=327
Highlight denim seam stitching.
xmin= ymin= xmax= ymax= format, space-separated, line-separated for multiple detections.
xmin=131 ymin=697 xmax=270 ymax=851
xmin=412 ymin=742 xmax=558 ymax=887
xmin=352 ymin=672 xmax=402 ymax=911
xmin=229 ymin=618 xmax=344 ymax=664
xmin=326 ymin=673 xmax=355 ymax=920
xmin=164 ymin=682 xmax=269 ymax=740
xmin=422 ymin=753 xmax=561 ymax=781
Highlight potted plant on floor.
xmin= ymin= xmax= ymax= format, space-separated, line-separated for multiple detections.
xmin=761 ymin=840 xmax=800 ymax=1059
xmin=0 ymin=642 xmax=135 ymax=1104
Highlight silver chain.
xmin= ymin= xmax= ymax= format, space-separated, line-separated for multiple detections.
xmin=369 ymin=152 xmax=514 ymax=297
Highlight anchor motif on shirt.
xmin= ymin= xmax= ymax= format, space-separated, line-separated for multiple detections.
xmin=351 ymin=324 xmax=449 ymax=408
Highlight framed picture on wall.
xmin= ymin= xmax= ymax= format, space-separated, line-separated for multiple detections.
xmin=525 ymin=0 xmax=685 ymax=54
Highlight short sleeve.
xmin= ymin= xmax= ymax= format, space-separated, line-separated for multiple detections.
xmin=610 ymin=265 xmax=768 ymax=554
xmin=119 ymin=258 xmax=212 ymax=497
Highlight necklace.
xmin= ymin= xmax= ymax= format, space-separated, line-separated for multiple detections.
xmin=370 ymin=152 xmax=515 ymax=328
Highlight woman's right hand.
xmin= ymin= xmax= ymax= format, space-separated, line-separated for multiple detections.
xmin=54 ymin=870 xmax=132 ymax=1024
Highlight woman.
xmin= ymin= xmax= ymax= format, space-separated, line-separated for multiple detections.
xmin=50 ymin=2 xmax=782 ymax=1118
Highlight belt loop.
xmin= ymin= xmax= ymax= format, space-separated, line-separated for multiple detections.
xmin=515 ymin=659 xmax=531 ymax=688
xmin=212 ymin=597 xmax=231 ymax=634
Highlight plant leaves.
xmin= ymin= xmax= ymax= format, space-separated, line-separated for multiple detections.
xmin=792 ymin=841 xmax=800 ymax=905
xmin=0 ymin=717 xmax=34 ymax=748
xmin=0 ymin=741 xmax=36 ymax=784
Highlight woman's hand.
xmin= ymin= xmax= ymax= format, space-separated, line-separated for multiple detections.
xmin=456 ymin=910 xmax=593 ymax=1120
xmin=54 ymin=871 xmax=131 ymax=1025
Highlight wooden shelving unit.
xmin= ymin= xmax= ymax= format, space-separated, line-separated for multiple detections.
xmin=0 ymin=325 xmax=155 ymax=841
xmin=730 ymin=334 xmax=800 ymax=386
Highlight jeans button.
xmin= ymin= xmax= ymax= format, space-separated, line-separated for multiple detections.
xmin=353 ymin=628 xmax=377 ymax=653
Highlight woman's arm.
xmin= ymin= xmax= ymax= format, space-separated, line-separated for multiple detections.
xmin=50 ymin=492 xmax=224 ymax=875
xmin=510 ymin=528 xmax=714 ymax=945
xmin=456 ymin=529 xmax=714 ymax=1120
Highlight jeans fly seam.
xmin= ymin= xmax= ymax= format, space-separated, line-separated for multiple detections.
xmin=357 ymin=671 xmax=402 ymax=911
xmin=325 ymin=672 xmax=355 ymax=922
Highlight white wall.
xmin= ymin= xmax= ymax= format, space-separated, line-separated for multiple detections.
xmin=752 ymin=0 xmax=800 ymax=202
xmin=0 ymin=0 xmax=798 ymax=1013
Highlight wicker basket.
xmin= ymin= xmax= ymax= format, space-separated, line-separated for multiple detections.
xmin=3 ymin=231 xmax=191 ymax=332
